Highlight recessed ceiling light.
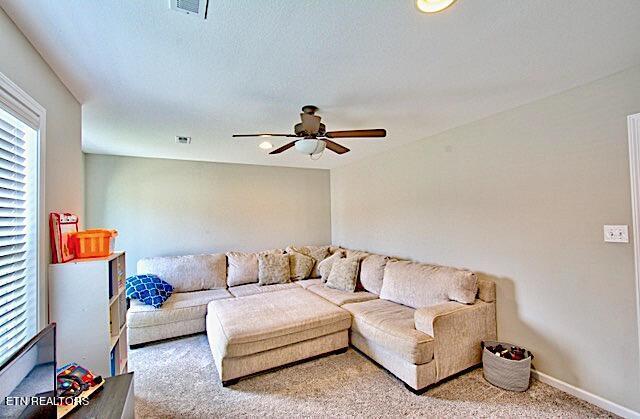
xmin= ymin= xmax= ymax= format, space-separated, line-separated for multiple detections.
xmin=259 ymin=141 xmax=273 ymax=150
xmin=416 ymin=0 xmax=457 ymax=13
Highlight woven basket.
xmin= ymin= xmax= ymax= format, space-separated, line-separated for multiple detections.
xmin=482 ymin=340 xmax=532 ymax=392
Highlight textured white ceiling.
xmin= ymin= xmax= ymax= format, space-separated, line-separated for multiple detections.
xmin=2 ymin=0 xmax=640 ymax=169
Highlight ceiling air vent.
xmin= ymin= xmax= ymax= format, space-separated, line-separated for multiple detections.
xmin=170 ymin=0 xmax=209 ymax=19
xmin=175 ymin=136 xmax=192 ymax=144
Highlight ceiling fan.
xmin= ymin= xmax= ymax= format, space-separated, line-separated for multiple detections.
xmin=232 ymin=105 xmax=386 ymax=157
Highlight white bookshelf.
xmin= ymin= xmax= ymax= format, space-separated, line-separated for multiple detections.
xmin=49 ymin=251 xmax=128 ymax=378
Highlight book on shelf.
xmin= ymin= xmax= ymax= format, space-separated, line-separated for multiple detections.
xmin=118 ymin=295 xmax=127 ymax=328
xmin=110 ymin=349 xmax=116 ymax=376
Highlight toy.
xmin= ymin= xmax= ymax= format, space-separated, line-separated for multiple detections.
xmin=56 ymin=375 xmax=88 ymax=400
xmin=49 ymin=213 xmax=79 ymax=263
xmin=56 ymin=363 xmax=103 ymax=404
xmin=483 ymin=343 xmax=533 ymax=361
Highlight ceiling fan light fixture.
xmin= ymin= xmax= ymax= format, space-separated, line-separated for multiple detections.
xmin=416 ymin=0 xmax=457 ymax=13
xmin=295 ymin=139 xmax=326 ymax=155
xmin=258 ymin=141 xmax=273 ymax=149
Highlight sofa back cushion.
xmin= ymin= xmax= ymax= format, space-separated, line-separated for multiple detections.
xmin=379 ymin=260 xmax=477 ymax=308
xmin=137 ymin=253 xmax=227 ymax=292
xmin=345 ymin=249 xmax=370 ymax=260
xmin=359 ymin=254 xmax=389 ymax=295
xmin=226 ymin=252 xmax=258 ymax=287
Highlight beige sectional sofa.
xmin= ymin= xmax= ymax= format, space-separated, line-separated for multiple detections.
xmin=127 ymin=246 xmax=497 ymax=392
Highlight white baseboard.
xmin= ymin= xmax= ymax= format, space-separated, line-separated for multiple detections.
xmin=531 ymin=370 xmax=640 ymax=419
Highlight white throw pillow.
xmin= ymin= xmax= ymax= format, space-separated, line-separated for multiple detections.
xmin=318 ymin=252 xmax=343 ymax=282
xmin=226 ymin=252 xmax=258 ymax=287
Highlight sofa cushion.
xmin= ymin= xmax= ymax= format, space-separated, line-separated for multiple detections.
xmin=127 ymin=289 xmax=232 ymax=328
xmin=286 ymin=245 xmax=329 ymax=278
xmin=343 ymin=299 xmax=434 ymax=365
xmin=307 ymin=284 xmax=378 ymax=306
xmin=326 ymin=257 xmax=360 ymax=292
xmin=288 ymin=251 xmax=315 ymax=280
xmin=305 ymin=246 xmax=330 ymax=278
xmin=258 ymin=253 xmax=290 ymax=285
xmin=328 ymin=246 xmax=343 ymax=255
xmin=318 ymin=252 xmax=343 ymax=282
xmin=345 ymin=249 xmax=369 ymax=260
xmin=137 ymin=253 xmax=227 ymax=292
xmin=359 ymin=254 xmax=389 ymax=295
xmin=226 ymin=251 xmax=258 ymax=287
xmin=380 ymin=261 xmax=478 ymax=308
xmin=296 ymin=278 xmax=323 ymax=289
xmin=207 ymin=288 xmax=351 ymax=358
xmin=228 ymin=282 xmax=299 ymax=297
xmin=477 ymin=276 xmax=496 ymax=302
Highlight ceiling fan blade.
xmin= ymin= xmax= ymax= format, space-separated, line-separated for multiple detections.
xmin=300 ymin=113 xmax=321 ymax=134
xmin=325 ymin=129 xmax=386 ymax=138
xmin=323 ymin=139 xmax=350 ymax=154
xmin=269 ymin=141 xmax=297 ymax=154
xmin=233 ymin=133 xmax=297 ymax=138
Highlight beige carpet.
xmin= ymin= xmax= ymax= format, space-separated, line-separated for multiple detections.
xmin=129 ymin=334 xmax=614 ymax=418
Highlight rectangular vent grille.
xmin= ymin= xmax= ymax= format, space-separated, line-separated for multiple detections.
xmin=170 ymin=0 xmax=208 ymax=18
xmin=175 ymin=136 xmax=191 ymax=144
xmin=176 ymin=0 xmax=199 ymax=14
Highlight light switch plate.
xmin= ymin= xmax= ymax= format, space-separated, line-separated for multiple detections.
xmin=603 ymin=225 xmax=629 ymax=243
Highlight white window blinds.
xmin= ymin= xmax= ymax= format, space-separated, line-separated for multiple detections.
xmin=0 ymin=106 xmax=37 ymax=365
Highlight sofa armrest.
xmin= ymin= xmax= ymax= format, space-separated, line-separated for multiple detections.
xmin=477 ymin=277 xmax=496 ymax=302
xmin=415 ymin=300 xmax=496 ymax=381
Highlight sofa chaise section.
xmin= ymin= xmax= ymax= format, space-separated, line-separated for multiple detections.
xmin=206 ymin=288 xmax=351 ymax=384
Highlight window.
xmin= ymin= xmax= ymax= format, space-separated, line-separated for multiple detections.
xmin=0 ymin=74 xmax=44 ymax=366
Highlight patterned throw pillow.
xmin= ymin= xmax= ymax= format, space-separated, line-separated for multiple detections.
xmin=258 ymin=253 xmax=290 ymax=285
xmin=318 ymin=252 xmax=343 ymax=282
xmin=325 ymin=257 xmax=360 ymax=292
xmin=288 ymin=251 xmax=314 ymax=280
xmin=126 ymin=274 xmax=173 ymax=308
xmin=286 ymin=246 xmax=329 ymax=278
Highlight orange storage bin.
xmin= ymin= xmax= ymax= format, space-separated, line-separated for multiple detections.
xmin=69 ymin=229 xmax=118 ymax=259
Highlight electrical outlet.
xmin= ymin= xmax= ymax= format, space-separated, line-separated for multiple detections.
xmin=603 ymin=225 xmax=628 ymax=243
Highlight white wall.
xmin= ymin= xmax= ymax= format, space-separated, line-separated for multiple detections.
xmin=331 ymin=66 xmax=640 ymax=412
xmin=85 ymin=154 xmax=331 ymax=276
xmin=0 ymin=7 xmax=84 ymax=224
xmin=0 ymin=7 xmax=83 ymax=331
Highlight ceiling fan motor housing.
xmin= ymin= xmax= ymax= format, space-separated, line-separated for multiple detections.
xmin=295 ymin=139 xmax=326 ymax=155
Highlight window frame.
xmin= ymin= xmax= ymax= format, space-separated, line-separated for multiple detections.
xmin=0 ymin=71 xmax=47 ymax=332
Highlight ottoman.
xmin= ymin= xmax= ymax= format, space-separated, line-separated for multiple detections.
xmin=206 ymin=288 xmax=351 ymax=385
